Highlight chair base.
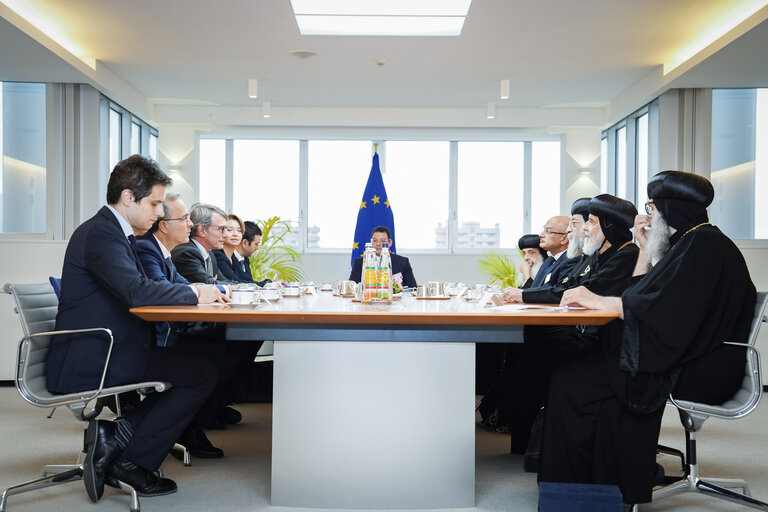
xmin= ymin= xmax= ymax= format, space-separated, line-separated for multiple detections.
xmin=0 ymin=454 xmax=143 ymax=512
xmin=653 ymin=469 xmax=768 ymax=511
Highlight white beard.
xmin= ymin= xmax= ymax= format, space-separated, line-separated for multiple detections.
xmin=582 ymin=232 xmax=605 ymax=256
xmin=529 ymin=261 xmax=542 ymax=280
xmin=566 ymin=230 xmax=585 ymax=258
xmin=646 ymin=214 xmax=671 ymax=267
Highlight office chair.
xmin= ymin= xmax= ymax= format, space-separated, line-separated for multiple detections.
xmin=651 ymin=291 xmax=768 ymax=511
xmin=0 ymin=283 xmax=173 ymax=512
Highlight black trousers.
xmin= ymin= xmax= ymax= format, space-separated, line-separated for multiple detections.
xmin=122 ymin=346 xmax=217 ymax=470
xmin=538 ymin=353 xmax=663 ymax=504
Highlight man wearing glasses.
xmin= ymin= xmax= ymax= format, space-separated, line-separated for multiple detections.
xmin=171 ymin=203 xmax=233 ymax=284
xmin=349 ymin=226 xmax=418 ymax=288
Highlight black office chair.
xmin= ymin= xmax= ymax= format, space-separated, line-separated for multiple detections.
xmin=0 ymin=283 xmax=173 ymax=512
xmin=651 ymin=291 xmax=768 ymax=511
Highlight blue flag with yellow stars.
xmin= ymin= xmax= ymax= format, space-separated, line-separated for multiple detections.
xmin=351 ymin=151 xmax=396 ymax=266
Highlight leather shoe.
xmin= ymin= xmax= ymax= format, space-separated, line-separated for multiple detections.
xmin=84 ymin=419 xmax=121 ymax=502
xmin=107 ymin=457 xmax=177 ymax=497
xmin=178 ymin=425 xmax=223 ymax=458
xmin=216 ymin=406 xmax=242 ymax=425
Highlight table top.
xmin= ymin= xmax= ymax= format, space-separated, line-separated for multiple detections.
xmin=130 ymin=291 xmax=618 ymax=327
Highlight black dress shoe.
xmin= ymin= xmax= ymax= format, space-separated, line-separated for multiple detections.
xmin=84 ymin=419 xmax=121 ymax=502
xmin=107 ymin=457 xmax=177 ymax=497
xmin=178 ymin=425 xmax=223 ymax=458
xmin=217 ymin=406 xmax=242 ymax=425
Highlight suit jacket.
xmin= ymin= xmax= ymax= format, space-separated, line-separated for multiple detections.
xmin=171 ymin=240 xmax=234 ymax=285
xmin=349 ymin=252 xmax=417 ymax=288
xmin=212 ymin=250 xmax=272 ymax=287
xmin=137 ymin=234 xmax=190 ymax=347
xmin=530 ymin=252 xmax=579 ymax=290
xmin=47 ymin=206 xmax=197 ymax=393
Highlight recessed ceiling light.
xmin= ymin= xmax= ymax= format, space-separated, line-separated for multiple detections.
xmin=248 ymin=79 xmax=258 ymax=99
xmin=290 ymin=50 xmax=318 ymax=59
xmin=290 ymin=0 xmax=472 ymax=36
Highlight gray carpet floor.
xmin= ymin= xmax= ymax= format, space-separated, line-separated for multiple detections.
xmin=0 ymin=386 xmax=766 ymax=512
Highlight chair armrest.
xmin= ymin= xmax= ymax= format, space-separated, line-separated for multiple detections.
xmin=668 ymin=342 xmax=762 ymax=420
xmin=17 ymin=327 xmax=114 ymax=407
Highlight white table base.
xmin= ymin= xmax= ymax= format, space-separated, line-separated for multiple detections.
xmin=271 ymin=340 xmax=476 ymax=509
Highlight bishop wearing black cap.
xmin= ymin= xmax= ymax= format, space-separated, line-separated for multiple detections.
xmin=540 ymin=171 xmax=756 ymax=506
xmin=517 ymin=234 xmax=548 ymax=288
xmin=504 ymin=194 xmax=639 ymax=460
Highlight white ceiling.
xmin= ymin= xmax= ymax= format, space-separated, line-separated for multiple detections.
xmin=1 ymin=0 xmax=768 ymax=124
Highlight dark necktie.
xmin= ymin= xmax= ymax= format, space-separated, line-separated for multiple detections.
xmin=165 ymin=256 xmax=177 ymax=282
xmin=532 ymin=256 xmax=555 ymax=287
xmin=127 ymin=234 xmax=138 ymax=255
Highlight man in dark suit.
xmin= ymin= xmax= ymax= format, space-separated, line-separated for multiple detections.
xmin=171 ymin=203 xmax=232 ymax=284
xmin=137 ymin=193 xmax=242 ymax=437
xmin=47 ymin=155 xmax=226 ymax=502
xmin=516 ymin=234 xmax=548 ymax=289
xmin=227 ymin=220 xmax=273 ymax=287
xmin=349 ymin=226 xmax=417 ymax=288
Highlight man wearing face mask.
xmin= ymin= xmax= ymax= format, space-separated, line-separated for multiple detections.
xmin=541 ymin=171 xmax=756 ymax=507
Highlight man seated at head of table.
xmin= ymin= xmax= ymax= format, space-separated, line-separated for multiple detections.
xmin=46 ymin=155 xmax=227 ymax=502
xmin=540 ymin=171 xmax=756 ymax=507
xmin=171 ymin=203 xmax=235 ymax=285
xmin=501 ymin=194 xmax=639 ymax=463
xmin=517 ymin=234 xmax=548 ymax=289
xmin=349 ymin=226 xmax=417 ymax=289
xmin=137 ymin=194 xmax=243 ymax=440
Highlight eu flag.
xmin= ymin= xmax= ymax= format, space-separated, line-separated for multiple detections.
xmin=351 ymin=151 xmax=396 ymax=266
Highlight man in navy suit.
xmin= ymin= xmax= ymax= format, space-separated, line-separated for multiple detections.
xmin=171 ymin=203 xmax=233 ymax=284
xmin=349 ymin=226 xmax=417 ymax=288
xmin=47 ymin=155 xmax=225 ymax=502
xmin=138 ymin=193 xmax=242 ymax=437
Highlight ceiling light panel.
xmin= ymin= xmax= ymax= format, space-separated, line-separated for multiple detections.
xmin=295 ymin=15 xmax=466 ymax=36
xmin=290 ymin=0 xmax=472 ymax=16
xmin=291 ymin=0 xmax=471 ymax=36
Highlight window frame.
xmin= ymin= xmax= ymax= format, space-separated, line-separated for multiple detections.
xmin=197 ymin=132 xmax=564 ymax=254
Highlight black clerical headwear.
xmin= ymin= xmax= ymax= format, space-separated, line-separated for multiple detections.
xmin=588 ymin=194 xmax=637 ymax=245
xmin=518 ymin=234 xmax=548 ymax=260
xmin=647 ymin=170 xmax=713 ymax=232
xmin=570 ymin=197 xmax=591 ymax=222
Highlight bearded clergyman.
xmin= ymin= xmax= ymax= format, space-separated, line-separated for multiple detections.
xmin=503 ymin=194 xmax=639 ymax=462
xmin=540 ymin=171 xmax=756 ymax=506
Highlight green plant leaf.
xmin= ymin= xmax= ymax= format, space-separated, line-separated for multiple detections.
xmin=477 ymin=251 xmax=519 ymax=288
xmin=249 ymin=216 xmax=306 ymax=282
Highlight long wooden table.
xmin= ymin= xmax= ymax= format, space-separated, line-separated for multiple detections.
xmin=132 ymin=293 xmax=617 ymax=510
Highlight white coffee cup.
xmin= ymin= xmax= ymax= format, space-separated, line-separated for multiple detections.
xmin=261 ymin=287 xmax=280 ymax=301
xmin=230 ymin=289 xmax=253 ymax=305
xmin=283 ymin=283 xmax=300 ymax=296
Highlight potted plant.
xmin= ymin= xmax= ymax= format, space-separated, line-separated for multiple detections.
xmin=477 ymin=250 xmax=521 ymax=288
xmin=249 ymin=216 xmax=305 ymax=283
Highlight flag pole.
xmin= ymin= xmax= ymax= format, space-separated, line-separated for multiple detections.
xmin=374 ymin=142 xmax=378 ymax=153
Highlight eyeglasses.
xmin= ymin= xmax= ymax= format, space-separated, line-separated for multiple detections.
xmin=371 ymin=238 xmax=390 ymax=245
xmin=163 ymin=214 xmax=190 ymax=223
xmin=211 ymin=224 xmax=228 ymax=233
xmin=644 ymin=200 xmax=655 ymax=215
xmin=541 ymin=227 xmax=567 ymax=236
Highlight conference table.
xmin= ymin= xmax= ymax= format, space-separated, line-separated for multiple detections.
xmin=131 ymin=292 xmax=617 ymax=510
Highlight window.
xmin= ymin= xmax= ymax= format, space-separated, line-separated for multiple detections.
xmin=383 ymin=141 xmax=449 ymax=249
xmin=108 ymin=108 xmax=122 ymax=172
xmin=148 ymin=133 xmax=158 ymax=160
xmin=0 ymin=82 xmax=47 ymax=234
xmin=199 ymin=139 xmax=226 ymax=209
xmin=600 ymin=136 xmax=608 ymax=193
xmin=531 ymin=141 xmax=561 ymax=234
xmin=710 ymin=88 xmax=768 ymax=239
xmin=457 ymin=142 xmax=523 ymax=249
xmin=307 ymin=140 xmax=371 ymax=249
xmin=130 ymin=121 xmax=141 ymax=155
xmin=636 ymin=113 xmax=649 ymax=208
xmin=615 ymin=126 xmax=627 ymax=199
xmin=233 ymin=139 xmax=300 ymax=229
xmin=200 ymin=137 xmax=562 ymax=251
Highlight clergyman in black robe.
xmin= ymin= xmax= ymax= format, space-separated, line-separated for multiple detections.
xmin=539 ymin=171 xmax=756 ymax=505
xmin=505 ymin=195 xmax=639 ymax=455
